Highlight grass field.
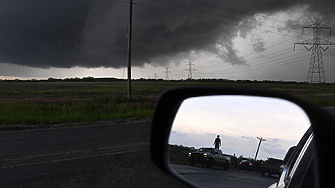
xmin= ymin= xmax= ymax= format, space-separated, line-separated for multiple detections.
xmin=1 ymin=80 xmax=335 ymax=129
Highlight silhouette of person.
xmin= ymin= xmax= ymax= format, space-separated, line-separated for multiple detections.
xmin=213 ymin=135 xmax=221 ymax=149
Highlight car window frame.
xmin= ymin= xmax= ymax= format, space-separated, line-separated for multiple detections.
xmin=274 ymin=126 xmax=316 ymax=188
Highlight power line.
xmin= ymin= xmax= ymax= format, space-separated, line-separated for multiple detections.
xmin=184 ymin=0 xmax=304 ymax=29
xmin=129 ymin=1 xmax=325 ymax=79
xmin=211 ymin=50 xmax=308 ymax=73
xmin=197 ymin=48 xmax=294 ymax=70
xmin=180 ymin=107 xmax=254 ymax=138
xmin=145 ymin=0 xmax=307 ymax=37
xmin=202 ymin=54 xmax=309 ymax=75
xmin=195 ymin=54 xmax=309 ymax=77
xmin=233 ymin=56 xmax=308 ymax=73
xmin=134 ymin=0 xmax=318 ymax=76
xmin=134 ymin=2 xmax=303 ymax=38
xmin=195 ymin=36 xmax=302 ymax=71
xmin=198 ymin=49 xmax=307 ymax=74
xmin=112 ymin=0 xmax=310 ymax=38
xmin=144 ymin=0 xmax=266 ymax=29
xmin=114 ymin=0 xmax=335 ymax=81
xmin=177 ymin=111 xmax=242 ymax=137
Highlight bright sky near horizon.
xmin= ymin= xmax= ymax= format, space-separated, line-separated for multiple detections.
xmin=0 ymin=1 xmax=335 ymax=82
xmin=169 ymin=95 xmax=311 ymax=160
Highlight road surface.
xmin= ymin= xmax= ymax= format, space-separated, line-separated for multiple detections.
xmin=1 ymin=107 xmax=334 ymax=187
xmin=0 ymin=122 xmax=183 ymax=188
xmin=171 ymin=164 xmax=277 ymax=188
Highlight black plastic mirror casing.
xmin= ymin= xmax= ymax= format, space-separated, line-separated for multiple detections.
xmin=150 ymin=86 xmax=335 ymax=188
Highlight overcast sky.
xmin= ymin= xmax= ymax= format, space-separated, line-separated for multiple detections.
xmin=0 ymin=0 xmax=335 ymax=81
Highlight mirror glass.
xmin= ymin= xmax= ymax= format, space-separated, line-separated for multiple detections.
xmin=168 ymin=95 xmax=310 ymax=188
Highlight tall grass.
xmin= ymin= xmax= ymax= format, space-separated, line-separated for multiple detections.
xmin=1 ymin=81 xmax=335 ymax=126
xmin=0 ymin=96 xmax=153 ymax=125
xmin=309 ymin=98 xmax=335 ymax=107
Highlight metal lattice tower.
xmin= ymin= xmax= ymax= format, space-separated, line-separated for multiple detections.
xmin=151 ymin=73 xmax=159 ymax=79
xmin=163 ymin=67 xmax=172 ymax=80
xmin=182 ymin=61 xmax=198 ymax=80
xmin=294 ymin=18 xmax=335 ymax=83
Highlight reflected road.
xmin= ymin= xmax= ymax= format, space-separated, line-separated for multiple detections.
xmin=171 ymin=164 xmax=277 ymax=188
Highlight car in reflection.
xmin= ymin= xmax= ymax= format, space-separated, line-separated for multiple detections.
xmin=260 ymin=158 xmax=284 ymax=176
xmin=188 ymin=147 xmax=213 ymax=166
xmin=188 ymin=147 xmax=230 ymax=170
xmin=238 ymin=159 xmax=253 ymax=171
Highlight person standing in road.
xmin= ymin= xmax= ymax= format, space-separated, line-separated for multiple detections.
xmin=213 ymin=135 xmax=221 ymax=149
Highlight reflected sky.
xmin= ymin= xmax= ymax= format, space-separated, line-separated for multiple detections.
xmin=169 ymin=95 xmax=310 ymax=160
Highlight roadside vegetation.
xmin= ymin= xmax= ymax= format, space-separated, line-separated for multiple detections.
xmin=1 ymin=77 xmax=335 ymax=129
xmin=0 ymin=95 xmax=153 ymax=125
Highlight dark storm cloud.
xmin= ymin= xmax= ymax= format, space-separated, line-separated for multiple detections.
xmin=80 ymin=0 xmax=240 ymax=68
xmin=0 ymin=0 xmax=335 ymax=69
xmin=0 ymin=0 xmax=94 ymax=68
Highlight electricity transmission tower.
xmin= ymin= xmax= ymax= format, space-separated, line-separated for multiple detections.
xmin=182 ymin=61 xmax=198 ymax=80
xmin=152 ymin=73 xmax=159 ymax=79
xmin=163 ymin=67 xmax=172 ymax=80
xmin=294 ymin=18 xmax=335 ymax=83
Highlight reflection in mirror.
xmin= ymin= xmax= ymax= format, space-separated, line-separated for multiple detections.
xmin=168 ymin=95 xmax=310 ymax=188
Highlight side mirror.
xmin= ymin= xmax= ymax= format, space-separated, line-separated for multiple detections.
xmin=150 ymin=86 xmax=335 ymax=187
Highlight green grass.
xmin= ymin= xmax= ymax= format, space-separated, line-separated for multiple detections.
xmin=309 ymin=98 xmax=335 ymax=107
xmin=1 ymin=81 xmax=335 ymax=127
xmin=0 ymin=95 xmax=154 ymax=125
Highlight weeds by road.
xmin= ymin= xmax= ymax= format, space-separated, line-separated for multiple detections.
xmin=0 ymin=95 xmax=153 ymax=130
xmin=1 ymin=80 xmax=335 ymax=129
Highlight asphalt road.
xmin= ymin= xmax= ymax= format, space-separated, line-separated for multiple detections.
xmin=171 ymin=164 xmax=277 ymax=188
xmin=0 ymin=122 xmax=183 ymax=188
xmin=1 ymin=108 xmax=334 ymax=187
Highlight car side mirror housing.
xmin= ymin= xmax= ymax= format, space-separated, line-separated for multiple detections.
xmin=150 ymin=86 xmax=335 ymax=187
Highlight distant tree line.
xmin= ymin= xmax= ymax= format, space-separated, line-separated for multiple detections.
xmin=0 ymin=76 xmax=334 ymax=85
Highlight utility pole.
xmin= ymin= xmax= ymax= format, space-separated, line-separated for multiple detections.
xmin=254 ymin=137 xmax=266 ymax=160
xmin=294 ymin=18 xmax=335 ymax=83
xmin=163 ymin=67 xmax=171 ymax=80
xmin=182 ymin=61 xmax=198 ymax=80
xmin=127 ymin=0 xmax=133 ymax=100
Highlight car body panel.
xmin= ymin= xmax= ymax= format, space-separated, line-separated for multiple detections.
xmin=188 ymin=148 xmax=230 ymax=169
